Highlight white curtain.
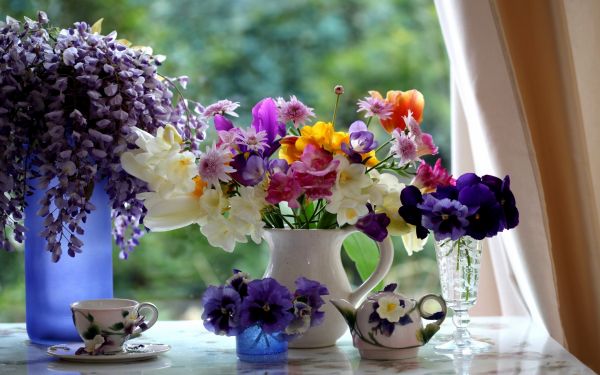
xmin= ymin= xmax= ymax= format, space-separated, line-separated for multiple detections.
xmin=434 ymin=0 xmax=563 ymax=340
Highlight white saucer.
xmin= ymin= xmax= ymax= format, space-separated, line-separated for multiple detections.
xmin=47 ymin=343 xmax=170 ymax=363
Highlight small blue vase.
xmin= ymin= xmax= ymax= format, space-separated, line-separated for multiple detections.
xmin=25 ymin=179 xmax=113 ymax=345
xmin=236 ymin=325 xmax=288 ymax=363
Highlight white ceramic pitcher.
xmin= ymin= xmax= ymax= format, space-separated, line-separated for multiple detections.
xmin=263 ymin=227 xmax=394 ymax=348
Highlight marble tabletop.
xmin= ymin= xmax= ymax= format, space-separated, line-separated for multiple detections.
xmin=0 ymin=316 xmax=594 ymax=374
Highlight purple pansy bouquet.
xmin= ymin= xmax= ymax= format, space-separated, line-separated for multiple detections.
xmin=201 ymin=270 xmax=329 ymax=338
xmin=0 ymin=13 xmax=205 ymax=261
xmin=398 ymin=172 xmax=519 ymax=242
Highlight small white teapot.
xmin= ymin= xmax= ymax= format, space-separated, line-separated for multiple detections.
xmin=331 ymin=283 xmax=446 ymax=360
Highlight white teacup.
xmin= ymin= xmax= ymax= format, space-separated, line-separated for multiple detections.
xmin=70 ymin=299 xmax=159 ymax=354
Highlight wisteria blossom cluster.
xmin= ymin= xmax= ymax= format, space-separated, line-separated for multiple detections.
xmin=122 ymin=86 xmax=453 ymax=253
xmin=0 ymin=13 xmax=206 ymax=260
xmin=399 ymin=173 xmax=519 ymax=241
xmin=201 ymin=270 xmax=328 ymax=338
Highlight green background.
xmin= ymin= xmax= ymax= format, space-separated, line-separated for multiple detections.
xmin=0 ymin=0 xmax=449 ymax=321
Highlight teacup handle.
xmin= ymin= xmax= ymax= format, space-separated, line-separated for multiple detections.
xmin=417 ymin=294 xmax=447 ymax=326
xmin=347 ymin=233 xmax=394 ymax=306
xmin=133 ymin=302 xmax=159 ymax=335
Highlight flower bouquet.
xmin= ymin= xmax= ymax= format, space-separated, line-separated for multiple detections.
xmin=120 ymin=86 xmax=450 ymax=253
xmin=201 ymin=270 xmax=329 ymax=362
xmin=398 ymin=172 xmax=519 ymax=353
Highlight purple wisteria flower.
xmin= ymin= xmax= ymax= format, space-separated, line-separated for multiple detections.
xmin=240 ymin=278 xmax=294 ymax=334
xmin=276 ymin=95 xmax=315 ymax=127
xmin=356 ymin=96 xmax=393 ymax=119
xmin=0 ymin=13 xmax=205 ymax=260
xmin=356 ymin=204 xmax=391 ymax=242
xmin=201 ymin=285 xmax=242 ymax=336
xmin=418 ymin=195 xmax=470 ymax=241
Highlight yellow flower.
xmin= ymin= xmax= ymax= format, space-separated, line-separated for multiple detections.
xmin=278 ymin=136 xmax=302 ymax=163
xmin=330 ymin=131 xmax=350 ymax=155
xmin=297 ymin=121 xmax=335 ymax=151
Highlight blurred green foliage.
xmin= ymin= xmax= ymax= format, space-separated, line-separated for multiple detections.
xmin=0 ymin=0 xmax=448 ymax=321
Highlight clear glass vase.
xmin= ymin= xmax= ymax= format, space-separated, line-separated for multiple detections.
xmin=434 ymin=236 xmax=491 ymax=354
xmin=236 ymin=325 xmax=288 ymax=363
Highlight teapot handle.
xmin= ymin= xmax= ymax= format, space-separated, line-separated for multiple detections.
xmin=417 ymin=294 xmax=447 ymax=326
xmin=347 ymin=234 xmax=394 ymax=306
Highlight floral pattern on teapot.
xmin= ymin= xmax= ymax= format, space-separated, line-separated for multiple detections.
xmin=332 ymin=283 xmax=447 ymax=360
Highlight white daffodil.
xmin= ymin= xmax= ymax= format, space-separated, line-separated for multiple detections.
xmin=334 ymin=156 xmax=373 ymax=199
xmin=84 ymin=334 xmax=105 ymax=353
xmin=376 ymin=295 xmax=408 ymax=323
xmin=200 ymin=215 xmax=247 ymax=252
xmin=326 ymin=192 xmax=370 ymax=226
xmin=121 ymin=124 xmax=188 ymax=195
xmin=155 ymin=151 xmax=198 ymax=193
xmin=229 ymin=186 xmax=267 ymax=243
xmin=369 ymin=172 xmax=413 ymax=236
xmin=400 ymin=227 xmax=427 ymax=255
xmin=142 ymin=179 xmax=226 ymax=231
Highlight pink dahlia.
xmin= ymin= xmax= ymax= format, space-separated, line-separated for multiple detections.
xmin=235 ymin=127 xmax=269 ymax=153
xmin=291 ymin=144 xmax=339 ymax=200
xmin=203 ymin=100 xmax=240 ymax=118
xmin=198 ymin=143 xmax=236 ymax=186
xmin=390 ymin=129 xmax=417 ymax=165
xmin=412 ymin=159 xmax=455 ymax=193
xmin=266 ymin=171 xmax=303 ymax=208
xmin=276 ymin=95 xmax=315 ymax=127
xmin=356 ymin=96 xmax=393 ymax=120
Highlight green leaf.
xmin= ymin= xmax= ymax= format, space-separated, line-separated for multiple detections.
xmin=343 ymin=232 xmax=384 ymax=291
xmin=86 ymin=313 xmax=94 ymax=323
xmin=121 ymin=310 xmax=129 ymax=318
xmin=317 ymin=210 xmax=337 ymax=229
xmin=417 ymin=323 xmax=441 ymax=344
xmin=109 ymin=322 xmax=125 ymax=331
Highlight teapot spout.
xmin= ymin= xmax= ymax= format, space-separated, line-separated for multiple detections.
xmin=330 ymin=299 xmax=357 ymax=331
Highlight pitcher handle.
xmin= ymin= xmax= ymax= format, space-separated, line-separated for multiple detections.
xmin=347 ymin=234 xmax=394 ymax=306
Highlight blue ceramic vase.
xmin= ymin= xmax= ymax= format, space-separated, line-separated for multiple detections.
xmin=236 ymin=325 xmax=288 ymax=363
xmin=24 ymin=180 xmax=113 ymax=344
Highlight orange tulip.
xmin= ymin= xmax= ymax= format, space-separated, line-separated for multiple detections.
xmin=368 ymin=89 xmax=425 ymax=133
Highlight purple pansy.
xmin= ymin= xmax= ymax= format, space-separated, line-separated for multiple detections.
xmin=481 ymin=175 xmax=519 ymax=231
xmin=418 ymin=195 xmax=470 ymax=241
xmin=294 ymin=277 xmax=329 ymax=327
xmin=227 ymin=269 xmax=251 ymax=298
xmin=356 ymin=204 xmax=391 ymax=242
xmin=240 ymin=278 xmax=294 ymax=334
xmin=455 ymin=174 xmax=504 ymax=240
xmin=201 ymin=285 xmax=241 ymax=336
xmin=398 ymin=186 xmax=429 ymax=239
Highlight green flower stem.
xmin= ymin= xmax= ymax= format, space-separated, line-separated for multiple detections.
xmin=374 ymin=137 xmax=393 ymax=155
xmin=366 ymin=154 xmax=395 ymax=173
xmin=366 ymin=117 xmax=373 ymax=128
xmin=332 ymin=94 xmax=341 ymax=127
